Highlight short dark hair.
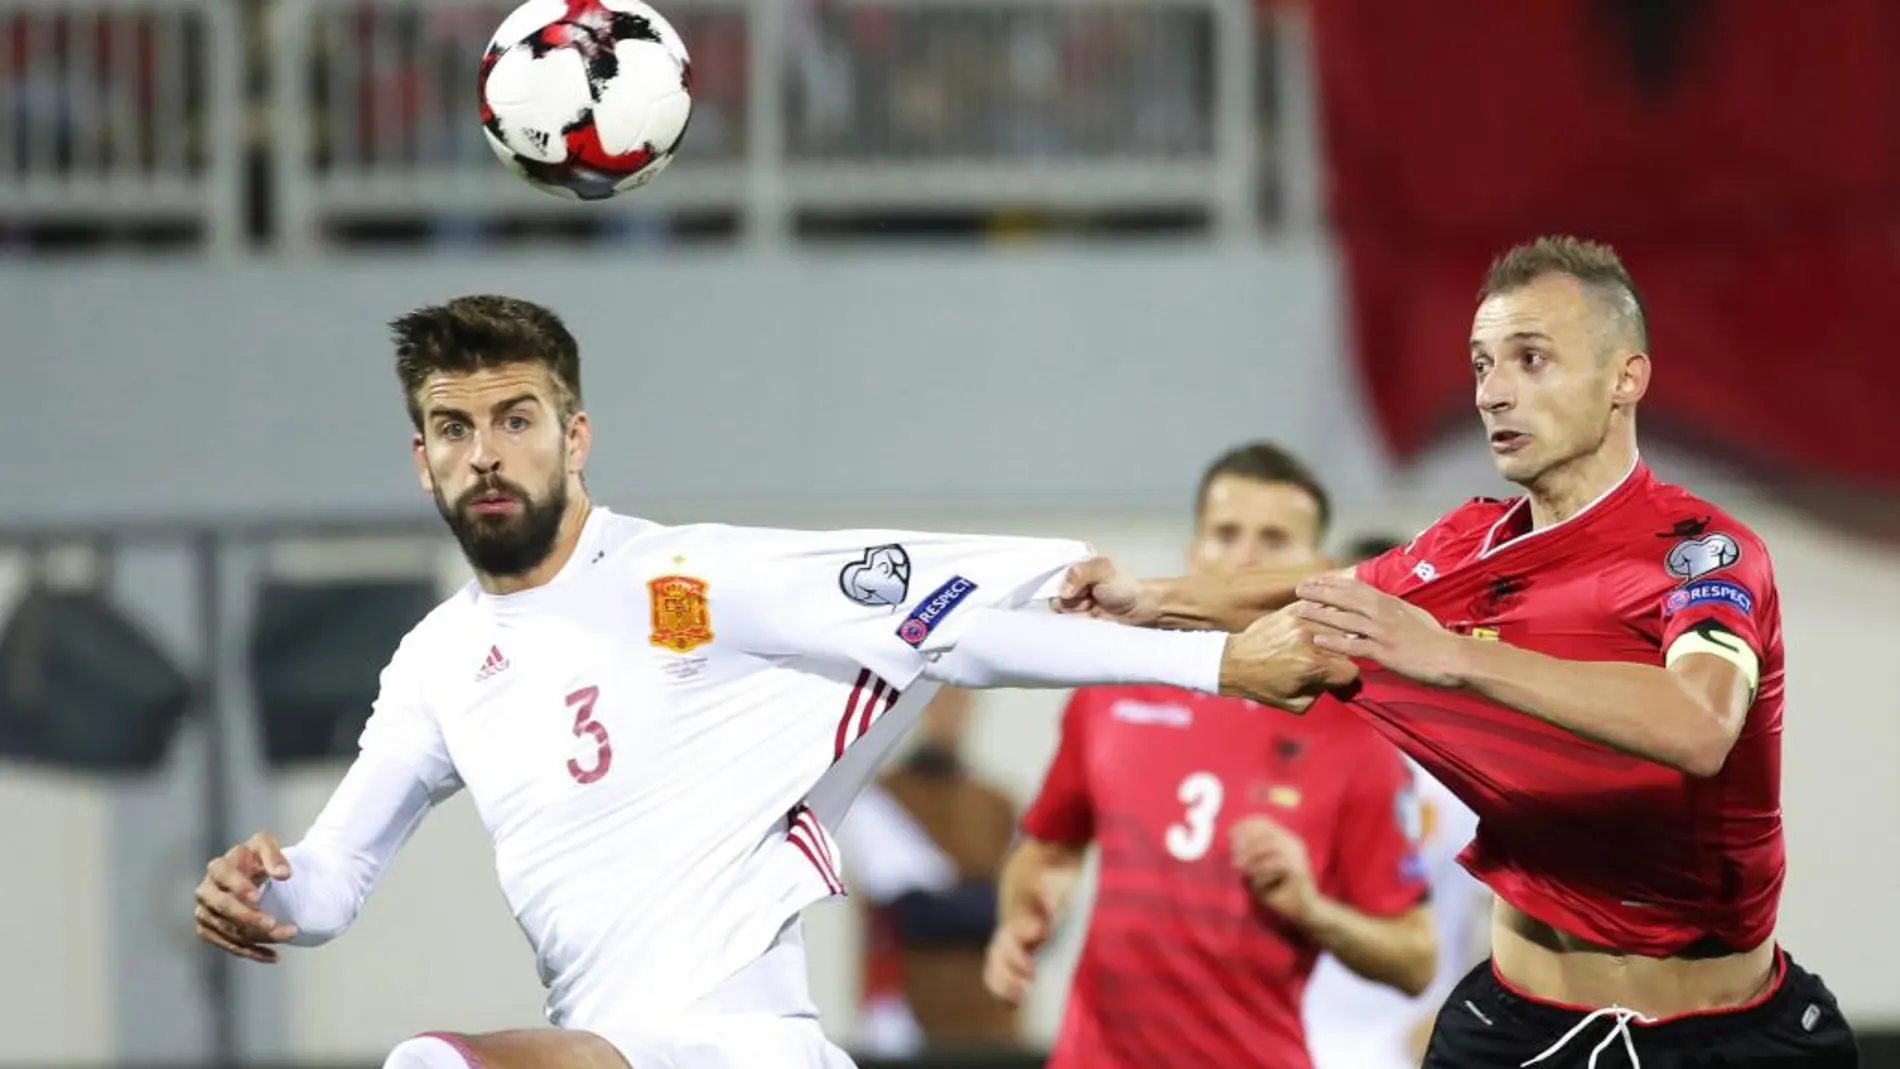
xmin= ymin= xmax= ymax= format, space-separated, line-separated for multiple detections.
xmin=390 ymin=295 xmax=583 ymax=430
xmin=1194 ymin=441 xmax=1331 ymax=535
xmin=1341 ymin=533 xmax=1404 ymax=566
xmin=1479 ymin=235 xmax=1649 ymax=350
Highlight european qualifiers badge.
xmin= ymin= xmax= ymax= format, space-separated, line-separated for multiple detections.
xmin=839 ymin=544 xmax=912 ymax=609
xmin=648 ymin=574 xmax=714 ymax=653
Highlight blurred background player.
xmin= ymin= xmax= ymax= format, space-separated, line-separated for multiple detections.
xmin=1301 ymin=535 xmax=1492 ymax=1069
xmin=984 ymin=442 xmax=1436 ymax=1069
xmin=840 ymin=687 xmax=1022 ymax=1057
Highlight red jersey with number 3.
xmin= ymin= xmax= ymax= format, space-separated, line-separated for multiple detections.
xmin=1022 ymin=686 xmax=1429 ymax=1069
xmin=1347 ymin=461 xmax=1786 ymax=956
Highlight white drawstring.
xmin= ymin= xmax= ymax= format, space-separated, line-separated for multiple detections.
xmin=1520 ymin=1005 xmax=1652 ymax=1068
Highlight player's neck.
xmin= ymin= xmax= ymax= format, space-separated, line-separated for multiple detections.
xmin=1525 ymin=437 xmax=1637 ymax=530
xmin=475 ymin=495 xmax=596 ymax=595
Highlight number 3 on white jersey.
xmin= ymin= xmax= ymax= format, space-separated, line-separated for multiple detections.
xmin=1164 ymin=771 xmax=1225 ymax=862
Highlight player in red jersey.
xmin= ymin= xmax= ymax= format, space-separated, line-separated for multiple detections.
xmin=984 ymin=443 xmax=1438 ymax=1069
xmin=1058 ymin=237 xmax=1860 ymax=1067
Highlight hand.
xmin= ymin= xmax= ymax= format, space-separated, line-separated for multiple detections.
xmin=1230 ymin=815 xmax=1320 ymax=925
xmin=1294 ymin=574 xmax=1466 ymax=688
xmin=1053 ymin=556 xmax=1157 ymax=626
xmin=983 ymin=881 xmax=1060 ymax=1005
xmin=1219 ymin=606 xmax=1360 ymax=711
xmin=194 ymin=832 xmax=298 ymax=963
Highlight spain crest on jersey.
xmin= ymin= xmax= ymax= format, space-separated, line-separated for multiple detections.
xmin=648 ymin=575 xmax=713 ymax=653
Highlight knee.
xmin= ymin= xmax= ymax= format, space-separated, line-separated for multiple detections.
xmin=383 ymin=1033 xmax=477 ymax=1069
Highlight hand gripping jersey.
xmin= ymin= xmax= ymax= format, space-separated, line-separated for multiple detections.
xmin=1022 ymin=686 xmax=1429 ymax=1069
xmin=259 ymin=509 xmax=1091 ymax=1037
xmin=1346 ymin=461 xmax=1785 ymax=956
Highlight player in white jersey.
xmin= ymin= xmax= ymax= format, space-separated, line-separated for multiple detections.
xmin=190 ymin=296 xmax=1357 ymax=1069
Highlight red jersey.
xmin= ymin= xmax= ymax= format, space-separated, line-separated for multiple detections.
xmin=1022 ymin=685 xmax=1428 ymax=1069
xmin=1347 ymin=461 xmax=1785 ymax=956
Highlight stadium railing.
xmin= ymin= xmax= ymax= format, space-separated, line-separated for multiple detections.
xmin=0 ymin=0 xmax=245 ymax=252
xmin=267 ymin=0 xmax=1304 ymax=252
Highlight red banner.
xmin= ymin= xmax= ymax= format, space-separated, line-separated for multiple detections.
xmin=1311 ymin=0 xmax=1900 ymax=485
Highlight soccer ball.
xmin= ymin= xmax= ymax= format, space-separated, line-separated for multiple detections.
xmin=479 ymin=0 xmax=693 ymax=201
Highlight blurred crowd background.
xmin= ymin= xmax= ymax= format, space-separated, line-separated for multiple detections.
xmin=2 ymin=0 xmax=1280 ymax=250
xmin=3 ymin=0 xmax=1899 ymax=1067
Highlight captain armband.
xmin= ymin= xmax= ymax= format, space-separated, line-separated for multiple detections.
xmin=1664 ymin=624 xmax=1761 ymax=695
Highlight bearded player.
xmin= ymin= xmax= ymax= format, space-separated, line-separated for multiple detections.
xmin=1059 ymin=237 xmax=1859 ymax=1067
xmin=983 ymin=442 xmax=1436 ymax=1069
xmin=188 ymin=297 xmax=1357 ymax=1069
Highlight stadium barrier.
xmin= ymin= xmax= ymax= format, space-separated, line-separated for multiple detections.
xmin=256 ymin=0 xmax=1307 ymax=250
xmin=267 ymin=0 xmax=1272 ymax=251
xmin=268 ymin=0 xmax=1280 ymax=251
xmin=0 ymin=0 xmax=1325 ymax=251
xmin=0 ymin=0 xmax=246 ymax=251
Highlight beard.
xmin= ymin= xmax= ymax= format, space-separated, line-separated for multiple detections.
xmin=435 ymin=472 xmax=569 ymax=579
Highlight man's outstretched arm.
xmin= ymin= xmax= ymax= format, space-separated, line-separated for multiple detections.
xmin=921 ymin=606 xmax=1358 ymax=713
xmin=1055 ymin=557 xmax=1343 ymax=633
xmin=715 ymin=529 xmax=1354 ymax=709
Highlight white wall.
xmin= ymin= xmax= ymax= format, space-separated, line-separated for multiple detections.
xmin=0 ymin=555 xmax=116 ymax=1064
xmin=0 ymin=765 xmax=116 ymax=1064
xmin=0 ymin=246 xmax=1382 ymax=525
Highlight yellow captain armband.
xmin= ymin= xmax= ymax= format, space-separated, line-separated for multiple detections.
xmin=1665 ymin=624 xmax=1761 ymax=694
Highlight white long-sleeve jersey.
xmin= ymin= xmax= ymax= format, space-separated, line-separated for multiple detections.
xmin=258 ymin=508 xmax=1225 ymax=1037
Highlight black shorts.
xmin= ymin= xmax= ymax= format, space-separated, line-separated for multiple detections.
xmin=1423 ymin=950 xmax=1859 ymax=1068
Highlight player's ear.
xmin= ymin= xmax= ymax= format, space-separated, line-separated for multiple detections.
xmin=1612 ymin=350 xmax=1650 ymax=408
xmin=565 ymin=410 xmax=592 ymax=475
xmin=412 ymin=432 xmax=436 ymax=494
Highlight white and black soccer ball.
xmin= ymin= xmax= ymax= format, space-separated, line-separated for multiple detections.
xmin=479 ymin=0 xmax=693 ymax=201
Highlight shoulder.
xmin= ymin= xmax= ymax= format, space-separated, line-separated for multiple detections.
xmin=1426 ymin=495 xmax=1521 ymax=544
xmin=601 ymin=518 xmax=737 ymax=561
xmin=636 ymin=523 xmax=914 ymax=589
xmin=1633 ymin=479 xmax=1774 ymax=581
xmin=594 ymin=520 xmax=760 ymax=601
xmin=683 ymin=523 xmax=1092 ymax=566
xmin=1362 ymin=496 xmax=1517 ymax=580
